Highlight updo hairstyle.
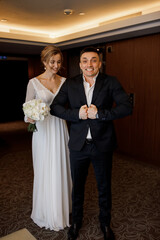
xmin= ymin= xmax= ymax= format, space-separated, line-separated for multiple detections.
xmin=41 ymin=45 xmax=63 ymax=65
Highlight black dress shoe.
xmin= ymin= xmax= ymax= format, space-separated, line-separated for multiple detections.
xmin=100 ymin=225 xmax=115 ymax=240
xmin=68 ymin=223 xmax=82 ymax=240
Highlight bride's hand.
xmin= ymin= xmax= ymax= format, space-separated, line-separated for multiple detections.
xmin=27 ymin=117 xmax=35 ymax=124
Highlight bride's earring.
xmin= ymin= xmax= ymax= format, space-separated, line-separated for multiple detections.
xmin=44 ymin=66 xmax=46 ymax=70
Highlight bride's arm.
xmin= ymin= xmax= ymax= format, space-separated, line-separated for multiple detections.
xmin=24 ymin=80 xmax=36 ymax=123
xmin=25 ymin=80 xmax=35 ymax=102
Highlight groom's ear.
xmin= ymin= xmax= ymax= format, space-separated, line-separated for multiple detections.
xmin=79 ymin=62 xmax=82 ymax=70
xmin=99 ymin=61 xmax=102 ymax=69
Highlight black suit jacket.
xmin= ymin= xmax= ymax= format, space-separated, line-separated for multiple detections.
xmin=50 ymin=73 xmax=132 ymax=152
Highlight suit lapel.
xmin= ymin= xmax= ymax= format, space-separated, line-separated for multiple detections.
xmin=78 ymin=75 xmax=88 ymax=105
xmin=92 ymin=73 xmax=104 ymax=104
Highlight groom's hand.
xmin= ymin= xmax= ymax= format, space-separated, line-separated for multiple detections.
xmin=79 ymin=105 xmax=88 ymax=119
xmin=87 ymin=104 xmax=97 ymax=119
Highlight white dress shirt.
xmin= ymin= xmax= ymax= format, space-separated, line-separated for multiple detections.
xmin=83 ymin=73 xmax=98 ymax=139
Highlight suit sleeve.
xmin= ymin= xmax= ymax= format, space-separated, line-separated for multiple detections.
xmin=50 ymin=80 xmax=80 ymax=122
xmin=98 ymin=77 xmax=133 ymax=121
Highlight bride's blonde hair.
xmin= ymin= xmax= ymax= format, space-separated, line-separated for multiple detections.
xmin=41 ymin=45 xmax=63 ymax=65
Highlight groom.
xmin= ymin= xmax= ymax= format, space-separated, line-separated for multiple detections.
xmin=50 ymin=47 xmax=132 ymax=240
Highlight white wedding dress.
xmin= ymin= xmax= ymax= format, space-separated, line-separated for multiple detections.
xmin=25 ymin=77 xmax=72 ymax=231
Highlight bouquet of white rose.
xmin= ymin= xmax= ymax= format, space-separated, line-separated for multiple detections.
xmin=23 ymin=99 xmax=50 ymax=132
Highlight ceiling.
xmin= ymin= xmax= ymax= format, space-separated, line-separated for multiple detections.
xmin=0 ymin=0 xmax=160 ymax=55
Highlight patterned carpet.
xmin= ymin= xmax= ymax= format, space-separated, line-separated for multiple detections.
xmin=0 ymin=122 xmax=160 ymax=240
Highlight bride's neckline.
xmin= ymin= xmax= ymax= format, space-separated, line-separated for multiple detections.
xmin=34 ymin=77 xmax=63 ymax=95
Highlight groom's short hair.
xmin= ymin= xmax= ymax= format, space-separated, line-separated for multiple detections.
xmin=80 ymin=47 xmax=100 ymax=58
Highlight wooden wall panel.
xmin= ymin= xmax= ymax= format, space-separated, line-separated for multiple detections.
xmin=28 ymin=56 xmax=42 ymax=80
xmin=106 ymin=33 xmax=160 ymax=166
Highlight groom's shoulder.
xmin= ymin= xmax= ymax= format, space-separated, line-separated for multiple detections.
xmin=98 ymin=72 xmax=116 ymax=80
xmin=98 ymin=72 xmax=120 ymax=86
xmin=66 ymin=74 xmax=82 ymax=83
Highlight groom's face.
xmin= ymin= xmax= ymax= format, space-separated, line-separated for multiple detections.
xmin=79 ymin=52 xmax=102 ymax=78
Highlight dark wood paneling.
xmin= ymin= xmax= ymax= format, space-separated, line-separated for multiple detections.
xmin=106 ymin=33 xmax=160 ymax=166
xmin=28 ymin=56 xmax=42 ymax=79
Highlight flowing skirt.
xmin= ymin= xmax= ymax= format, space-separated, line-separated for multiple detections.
xmin=31 ymin=115 xmax=72 ymax=231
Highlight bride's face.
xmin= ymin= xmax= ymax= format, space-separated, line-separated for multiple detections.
xmin=44 ymin=53 xmax=62 ymax=74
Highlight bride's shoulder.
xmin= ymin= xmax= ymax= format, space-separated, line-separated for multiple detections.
xmin=56 ymin=74 xmax=66 ymax=84
xmin=59 ymin=76 xmax=66 ymax=83
xmin=27 ymin=77 xmax=38 ymax=87
xmin=28 ymin=76 xmax=35 ymax=81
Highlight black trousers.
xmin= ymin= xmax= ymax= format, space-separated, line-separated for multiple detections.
xmin=70 ymin=141 xmax=113 ymax=226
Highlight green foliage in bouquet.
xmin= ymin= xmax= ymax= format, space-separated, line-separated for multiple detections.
xmin=27 ymin=123 xmax=37 ymax=132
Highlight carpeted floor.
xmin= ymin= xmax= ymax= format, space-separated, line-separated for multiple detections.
xmin=0 ymin=121 xmax=160 ymax=240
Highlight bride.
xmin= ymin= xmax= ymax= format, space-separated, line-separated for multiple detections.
xmin=24 ymin=45 xmax=72 ymax=231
